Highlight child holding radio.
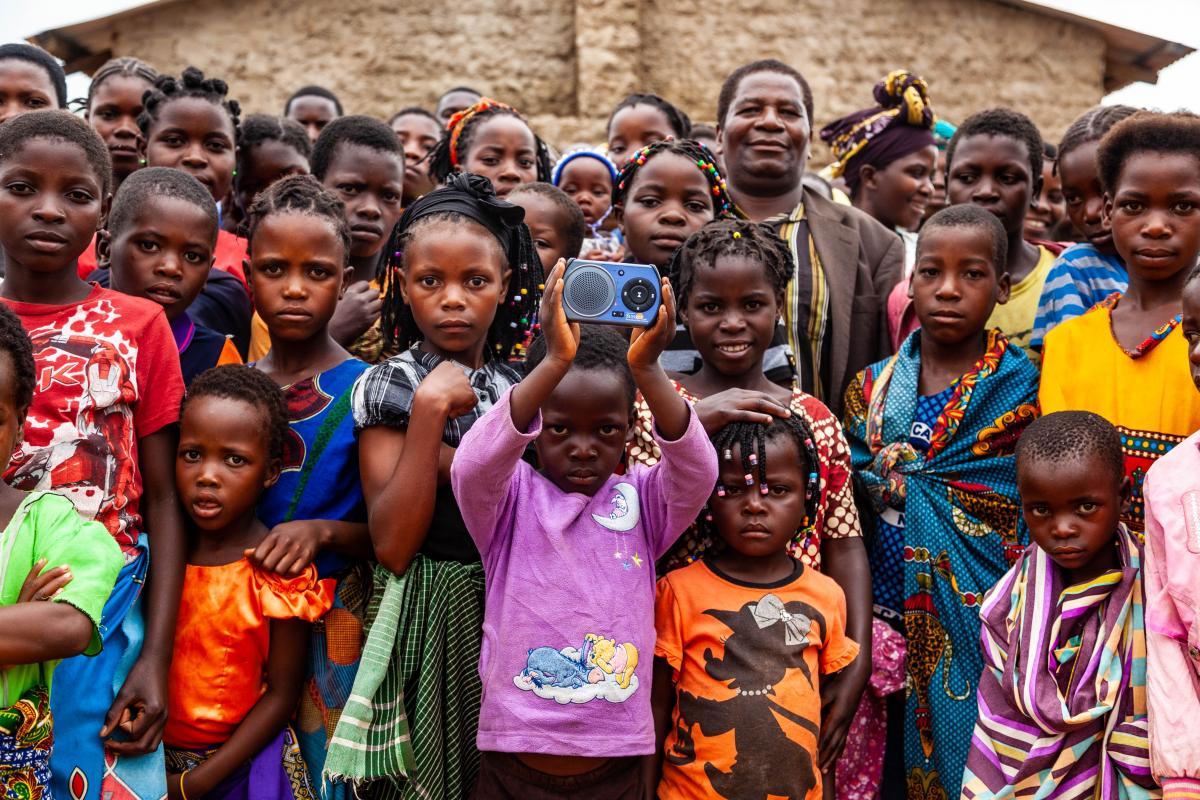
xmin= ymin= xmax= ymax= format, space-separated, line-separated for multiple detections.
xmin=321 ymin=173 xmax=543 ymax=798
xmin=450 ymin=259 xmax=717 ymax=798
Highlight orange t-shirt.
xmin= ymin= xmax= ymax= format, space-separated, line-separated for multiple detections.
xmin=655 ymin=559 xmax=858 ymax=800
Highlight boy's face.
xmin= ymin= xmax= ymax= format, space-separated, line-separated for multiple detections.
xmin=1058 ymin=141 xmax=1114 ymax=255
xmin=1019 ymin=454 xmax=1129 ymax=586
xmin=437 ymin=90 xmax=480 ymax=128
xmin=559 ymin=157 xmax=612 ymax=228
xmin=534 ymin=367 xmax=632 ymax=497
xmin=145 ymin=96 xmax=236 ymax=203
xmin=176 ymin=395 xmax=280 ymax=532
xmin=103 ymin=195 xmax=216 ymax=321
xmin=1104 ymin=151 xmax=1200 ymax=283
xmin=616 ymin=152 xmax=714 ymax=268
xmin=909 ymin=225 xmax=1010 ymax=347
xmin=509 ymin=191 xmax=571 ymax=272
xmin=247 ymin=211 xmax=348 ymax=343
xmin=322 ymin=142 xmax=405 ymax=261
xmin=0 ymin=138 xmax=105 ymax=274
xmin=1181 ymin=279 xmax=1200 ymax=391
xmin=947 ymin=134 xmax=1037 ymax=237
xmin=710 ymin=436 xmax=807 ymax=559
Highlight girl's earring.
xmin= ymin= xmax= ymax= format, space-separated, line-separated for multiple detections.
xmin=139 ymin=158 xmax=147 ymax=166
xmin=232 ymin=169 xmax=238 ymax=177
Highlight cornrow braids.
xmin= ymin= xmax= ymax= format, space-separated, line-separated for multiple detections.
xmin=612 ymin=138 xmax=739 ymax=219
xmin=1055 ymin=104 xmax=1137 ymax=175
xmin=710 ymin=415 xmax=822 ymax=533
xmin=245 ymin=174 xmax=351 ymax=264
xmin=184 ymin=365 xmax=289 ymax=462
xmin=668 ymin=218 xmax=793 ymax=310
xmin=378 ymin=173 xmax=544 ymax=361
xmin=82 ymin=57 xmax=159 ymax=113
xmin=138 ymin=66 xmax=241 ymax=144
xmin=427 ymin=99 xmax=553 ymax=185
xmin=607 ymin=93 xmax=692 ymax=140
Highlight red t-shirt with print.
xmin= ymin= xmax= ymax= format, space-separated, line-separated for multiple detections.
xmin=3 ymin=286 xmax=184 ymax=555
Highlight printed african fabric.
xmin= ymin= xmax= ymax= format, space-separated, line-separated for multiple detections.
xmin=0 ymin=686 xmax=53 ymax=800
xmin=1040 ymin=294 xmax=1200 ymax=533
xmin=629 ymin=382 xmax=861 ymax=573
xmin=843 ymin=329 xmax=1039 ymax=800
xmin=961 ymin=525 xmax=1158 ymax=800
xmin=164 ymin=726 xmax=315 ymax=800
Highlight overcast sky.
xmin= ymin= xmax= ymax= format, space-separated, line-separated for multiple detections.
xmin=4 ymin=0 xmax=1199 ymax=112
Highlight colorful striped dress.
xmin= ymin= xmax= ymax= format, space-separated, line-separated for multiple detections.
xmin=961 ymin=525 xmax=1159 ymax=800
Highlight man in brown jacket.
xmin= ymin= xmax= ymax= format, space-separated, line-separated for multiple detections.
xmin=717 ymin=58 xmax=904 ymax=416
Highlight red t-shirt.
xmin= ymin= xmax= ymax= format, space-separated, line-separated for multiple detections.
xmin=3 ymin=286 xmax=184 ymax=555
xmin=76 ymin=229 xmax=251 ymax=294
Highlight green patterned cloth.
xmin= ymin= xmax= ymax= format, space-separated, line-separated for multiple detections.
xmin=323 ymin=555 xmax=485 ymax=799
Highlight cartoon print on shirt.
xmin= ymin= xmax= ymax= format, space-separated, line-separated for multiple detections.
xmin=592 ymin=482 xmax=640 ymax=532
xmin=9 ymin=323 xmax=138 ymax=537
xmin=667 ymin=593 xmax=825 ymax=800
xmin=515 ymin=632 xmax=640 ymax=703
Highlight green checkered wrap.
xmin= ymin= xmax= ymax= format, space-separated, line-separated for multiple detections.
xmin=323 ymin=555 xmax=485 ymax=799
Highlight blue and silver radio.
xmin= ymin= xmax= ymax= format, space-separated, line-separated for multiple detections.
xmin=561 ymin=259 xmax=662 ymax=328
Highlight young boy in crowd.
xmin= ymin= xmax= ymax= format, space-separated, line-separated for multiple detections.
xmin=844 ymin=204 xmax=1040 ymax=800
xmin=101 ymin=167 xmax=241 ymax=384
xmin=962 ymin=412 xmax=1157 ymax=799
xmin=945 ymin=108 xmax=1061 ymax=349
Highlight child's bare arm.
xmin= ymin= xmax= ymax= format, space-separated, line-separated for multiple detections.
xmin=629 ymin=280 xmax=689 ymax=441
xmin=0 ymin=602 xmax=93 ymax=664
xmin=509 ymin=259 xmax=579 ymax=430
xmin=103 ymin=427 xmax=185 ymax=756
xmin=360 ymin=363 xmax=477 ymax=575
xmin=643 ymin=655 xmax=676 ymax=794
xmin=169 ymin=618 xmax=309 ymax=799
xmin=818 ymin=537 xmax=873 ymax=771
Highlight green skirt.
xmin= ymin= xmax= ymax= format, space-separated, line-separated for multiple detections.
xmin=323 ymin=554 xmax=485 ymax=800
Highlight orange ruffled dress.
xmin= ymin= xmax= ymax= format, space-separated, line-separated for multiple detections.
xmin=165 ymin=559 xmax=335 ymax=749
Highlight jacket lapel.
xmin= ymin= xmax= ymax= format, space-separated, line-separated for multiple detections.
xmin=804 ymin=189 xmax=859 ymax=398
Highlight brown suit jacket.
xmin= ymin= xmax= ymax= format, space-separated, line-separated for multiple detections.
xmin=798 ymin=188 xmax=904 ymax=416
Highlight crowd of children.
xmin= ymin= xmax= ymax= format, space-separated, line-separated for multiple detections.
xmin=0 ymin=39 xmax=1198 ymax=800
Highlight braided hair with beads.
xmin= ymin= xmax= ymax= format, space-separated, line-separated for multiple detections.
xmin=379 ymin=172 xmax=543 ymax=361
xmin=427 ymin=98 xmax=553 ymax=185
xmin=667 ymin=218 xmax=794 ymax=310
xmin=138 ymin=66 xmax=242 ymax=143
xmin=612 ymin=138 xmax=740 ymax=219
xmin=710 ymin=415 xmax=822 ymax=535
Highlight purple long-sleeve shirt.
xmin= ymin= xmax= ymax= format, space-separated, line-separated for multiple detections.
xmin=451 ymin=387 xmax=717 ymax=756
